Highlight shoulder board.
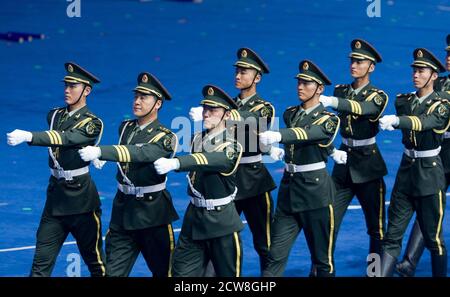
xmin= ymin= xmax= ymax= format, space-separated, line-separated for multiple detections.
xmin=321 ymin=110 xmax=337 ymax=117
xmin=396 ymin=93 xmax=413 ymax=98
xmin=286 ymin=105 xmax=297 ymax=110
xmin=158 ymin=126 xmax=172 ymax=134
xmin=85 ymin=112 xmax=99 ymax=119
xmin=335 ymin=84 xmax=348 ymax=89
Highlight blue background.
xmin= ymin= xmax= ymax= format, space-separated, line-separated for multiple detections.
xmin=0 ymin=0 xmax=449 ymax=276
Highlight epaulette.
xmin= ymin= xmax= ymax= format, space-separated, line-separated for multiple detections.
xmin=286 ymin=105 xmax=297 ymax=111
xmin=396 ymin=92 xmax=414 ymax=98
xmin=335 ymin=84 xmax=348 ymax=89
xmin=85 ymin=112 xmax=98 ymax=119
xmin=158 ymin=126 xmax=172 ymax=134
xmin=321 ymin=110 xmax=338 ymax=117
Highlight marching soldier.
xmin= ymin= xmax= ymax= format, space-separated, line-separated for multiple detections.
xmin=379 ymin=48 xmax=449 ymax=277
xmin=320 ymin=39 xmax=389 ymax=261
xmin=6 ymin=62 xmax=106 ymax=276
xmin=78 ymin=72 xmax=179 ymax=277
xmin=190 ymin=48 xmax=280 ymax=273
xmin=396 ymin=34 xmax=450 ymax=277
xmin=260 ymin=60 xmax=339 ymax=277
xmin=155 ymin=85 xmax=244 ymax=277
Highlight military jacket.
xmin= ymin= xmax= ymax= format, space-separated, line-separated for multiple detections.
xmin=100 ymin=119 xmax=179 ymax=231
xmin=30 ymin=105 xmax=103 ymax=216
xmin=277 ymin=103 xmax=338 ymax=212
xmin=331 ymin=83 xmax=388 ymax=183
xmin=393 ymin=91 xmax=450 ymax=196
xmin=435 ymin=75 xmax=450 ymax=173
xmin=228 ymin=93 xmax=276 ymax=199
xmin=176 ymin=129 xmax=244 ymax=240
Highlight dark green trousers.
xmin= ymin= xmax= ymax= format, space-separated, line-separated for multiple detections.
xmin=263 ymin=205 xmax=335 ymax=277
xmin=235 ymin=192 xmax=273 ymax=272
xmin=30 ymin=208 xmax=105 ymax=277
xmin=172 ymin=231 xmax=243 ymax=277
xmin=333 ymin=177 xmax=386 ymax=254
xmin=105 ymin=224 xmax=175 ymax=277
xmin=383 ymin=190 xmax=447 ymax=258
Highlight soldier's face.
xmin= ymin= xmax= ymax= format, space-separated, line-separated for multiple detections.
xmin=202 ymin=106 xmax=227 ymax=130
xmin=133 ymin=92 xmax=161 ymax=117
xmin=64 ymin=82 xmax=88 ymax=105
xmin=297 ymin=79 xmax=320 ymax=102
xmin=350 ymin=58 xmax=373 ymax=78
xmin=412 ymin=67 xmax=437 ymax=89
xmin=235 ymin=67 xmax=260 ymax=89
xmin=446 ymin=51 xmax=450 ymax=71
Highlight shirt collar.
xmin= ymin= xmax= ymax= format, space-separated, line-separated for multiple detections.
xmin=300 ymin=103 xmax=321 ymax=115
xmin=350 ymin=82 xmax=370 ymax=95
xmin=237 ymin=92 xmax=256 ymax=106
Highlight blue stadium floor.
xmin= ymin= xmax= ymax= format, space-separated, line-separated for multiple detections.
xmin=0 ymin=0 xmax=449 ymax=276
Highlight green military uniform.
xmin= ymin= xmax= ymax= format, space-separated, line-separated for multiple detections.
xmin=29 ymin=62 xmax=106 ymax=276
xmin=381 ymin=48 xmax=449 ymax=277
xmin=263 ymin=60 xmax=339 ymax=277
xmin=98 ymin=73 xmax=179 ymax=277
xmin=228 ymin=48 xmax=276 ymax=271
xmin=396 ymin=35 xmax=450 ymax=277
xmin=330 ymin=39 xmax=388 ymax=256
xmin=172 ymin=85 xmax=244 ymax=277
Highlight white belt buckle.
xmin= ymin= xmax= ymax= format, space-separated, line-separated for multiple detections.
xmin=286 ymin=163 xmax=296 ymax=173
xmin=64 ymin=170 xmax=73 ymax=181
xmin=206 ymin=200 xmax=215 ymax=210
xmin=411 ymin=150 xmax=418 ymax=158
xmin=348 ymin=139 xmax=355 ymax=146
xmin=135 ymin=187 xmax=144 ymax=199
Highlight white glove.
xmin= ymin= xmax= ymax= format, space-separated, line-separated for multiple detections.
xmin=331 ymin=149 xmax=347 ymax=164
xmin=259 ymin=131 xmax=282 ymax=146
xmin=6 ymin=129 xmax=33 ymax=146
xmin=269 ymin=146 xmax=285 ymax=161
xmin=92 ymin=159 xmax=106 ymax=169
xmin=78 ymin=146 xmax=101 ymax=162
xmin=319 ymin=95 xmax=338 ymax=108
xmin=189 ymin=106 xmax=204 ymax=122
xmin=154 ymin=157 xmax=180 ymax=175
xmin=379 ymin=115 xmax=399 ymax=131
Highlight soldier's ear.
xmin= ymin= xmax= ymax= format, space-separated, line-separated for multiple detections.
xmin=369 ymin=63 xmax=376 ymax=73
xmin=224 ymin=109 xmax=231 ymax=120
xmin=432 ymin=71 xmax=439 ymax=80
xmin=83 ymin=86 xmax=92 ymax=97
xmin=154 ymin=98 xmax=163 ymax=111
xmin=317 ymin=84 xmax=324 ymax=95
xmin=254 ymin=72 xmax=262 ymax=84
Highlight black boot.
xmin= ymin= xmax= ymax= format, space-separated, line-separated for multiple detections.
xmin=369 ymin=238 xmax=383 ymax=256
xmin=395 ymin=221 xmax=425 ymax=277
xmin=309 ymin=263 xmax=317 ymax=277
xmin=431 ymin=252 xmax=447 ymax=277
xmin=380 ymin=251 xmax=397 ymax=277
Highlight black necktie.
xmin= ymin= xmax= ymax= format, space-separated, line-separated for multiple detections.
xmin=58 ymin=112 xmax=69 ymax=128
xmin=292 ymin=109 xmax=305 ymax=126
xmin=127 ymin=126 xmax=140 ymax=144
xmin=411 ymin=97 xmax=420 ymax=112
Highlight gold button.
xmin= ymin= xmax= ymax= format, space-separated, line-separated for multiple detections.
xmin=149 ymin=196 xmax=153 ymax=200
xmin=345 ymin=127 xmax=350 ymax=132
xmin=348 ymin=148 xmax=352 ymax=152
xmin=433 ymin=162 xmax=437 ymax=166
xmin=373 ymin=149 xmax=376 ymax=154
xmin=315 ymin=177 xmax=319 ymax=182
xmin=412 ymin=159 xmax=415 ymax=162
